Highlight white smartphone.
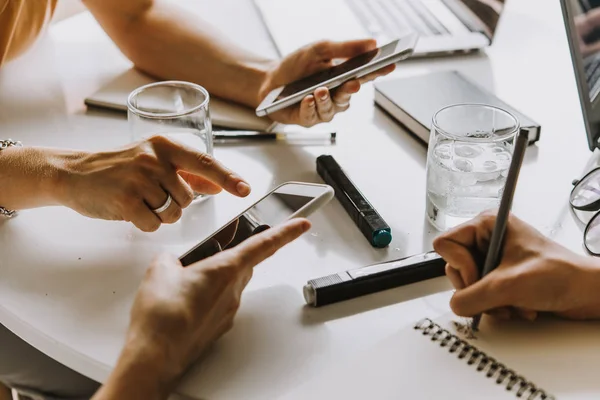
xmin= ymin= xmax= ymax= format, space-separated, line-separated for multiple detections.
xmin=255 ymin=33 xmax=419 ymax=117
xmin=179 ymin=182 xmax=334 ymax=266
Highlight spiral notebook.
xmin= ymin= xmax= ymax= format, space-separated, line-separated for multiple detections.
xmin=282 ymin=314 xmax=600 ymax=399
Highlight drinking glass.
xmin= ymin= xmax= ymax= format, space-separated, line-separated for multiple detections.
xmin=127 ymin=81 xmax=213 ymax=201
xmin=425 ymin=104 xmax=519 ymax=231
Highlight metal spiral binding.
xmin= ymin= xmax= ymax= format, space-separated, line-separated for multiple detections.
xmin=414 ymin=319 xmax=556 ymax=400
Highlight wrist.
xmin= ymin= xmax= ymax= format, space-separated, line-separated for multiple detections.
xmin=43 ymin=148 xmax=89 ymax=207
xmin=96 ymin=332 xmax=179 ymax=400
xmin=576 ymin=255 xmax=600 ymax=309
xmin=255 ymin=60 xmax=279 ymax=107
xmin=0 ymin=147 xmax=76 ymax=210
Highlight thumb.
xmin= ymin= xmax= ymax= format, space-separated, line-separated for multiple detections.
xmin=449 ymin=276 xmax=506 ymax=317
xmin=312 ymin=39 xmax=377 ymax=60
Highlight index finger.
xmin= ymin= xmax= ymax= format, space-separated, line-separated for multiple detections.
xmin=229 ymin=218 xmax=311 ymax=270
xmin=158 ymin=137 xmax=251 ymax=197
xmin=312 ymin=39 xmax=377 ymax=60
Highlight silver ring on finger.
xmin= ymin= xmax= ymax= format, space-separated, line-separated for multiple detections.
xmin=152 ymin=193 xmax=172 ymax=214
xmin=334 ymin=100 xmax=350 ymax=108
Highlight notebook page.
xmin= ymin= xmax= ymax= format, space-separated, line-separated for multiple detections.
xmin=279 ymin=317 xmax=514 ymax=400
xmin=454 ymin=314 xmax=600 ymax=399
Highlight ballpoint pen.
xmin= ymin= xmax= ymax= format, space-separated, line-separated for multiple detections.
xmin=213 ymin=130 xmax=336 ymax=142
xmin=471 ymin=128 xmax=530 ymax=331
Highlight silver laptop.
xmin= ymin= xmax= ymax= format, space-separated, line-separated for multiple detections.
xmin=562 ymin=0 xmax=600 ymax=151
xmin=254 ymin=0 xmax=507 ymax=58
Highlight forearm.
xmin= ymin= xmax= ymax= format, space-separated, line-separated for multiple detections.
xmin=92 ymin=335 xmax=178 ymax=400
xmin=0 ymin=147 xmax=76 ymax=210
xmin=86 ymin=0 xmax=274 ymax=108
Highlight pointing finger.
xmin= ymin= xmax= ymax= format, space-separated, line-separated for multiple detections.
xmin=155 ymin=137 xmax=251 ymax=198
xmin=229 ymin=218 xmax=311 ymax=270
xmin=312 ymin=39 xmax=377 ymax=60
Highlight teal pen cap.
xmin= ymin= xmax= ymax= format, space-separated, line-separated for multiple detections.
xmin=373 ymin=229 xmax=392 ymax=248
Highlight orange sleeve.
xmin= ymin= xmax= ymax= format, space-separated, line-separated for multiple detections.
xmin=0 ymin=0 xmax=57 ymax=67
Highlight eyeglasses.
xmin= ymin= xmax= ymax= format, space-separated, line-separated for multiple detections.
xmin=570 ymin=167 xmax=600 ymax=255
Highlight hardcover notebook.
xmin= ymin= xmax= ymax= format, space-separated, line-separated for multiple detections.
xmin=282 ymin=314 xmax=600 ymax=399
xmin=374 ymin=71 xmax=541 ymax=145
xmin=85 ymin=69 xmax=276 ymax=131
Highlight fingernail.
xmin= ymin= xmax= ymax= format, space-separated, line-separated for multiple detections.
xmin=301 ymin=220 xmax=312 ymax=232
xmin=320 ymin=92 xmax=329 ymax=101
xmin=236 ymin=182 xmax=251 ymax=196
xmin=308 ymin=98 xmax=316 ymax=107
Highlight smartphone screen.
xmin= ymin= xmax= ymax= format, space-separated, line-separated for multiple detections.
xmin=179 ymin=191 xmax=315 ymax=266
xmin=275 ymin=40 xmax=400 ymax=101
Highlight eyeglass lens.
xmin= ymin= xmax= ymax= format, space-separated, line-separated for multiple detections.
xmin=585 ymin=212 xmax=600 ymax=255
xmin=571 ymin=169 xmax=600 ymax=209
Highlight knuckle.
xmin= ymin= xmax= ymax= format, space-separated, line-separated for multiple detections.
xmin=171 ymin=207 xmax=183 ymax=222
xmin=229 ymin=252 xmax=247 ymax=270
xmin=200 ymin=264 xmax=224 ymax=281
xmin=303 ymin=116 xmax=317 ymax=128
xmin=195 ymin=152 xmax=215 ymax=169
xmin=133 ymin=151 xmax=159 ymax=169
xmin=161 ymin=207 xmax=182 ymax=224
xmin=205 ymin=257 xmax=240 ymax=281
xmin=222 ymin=171 xmax=238 ymax=188
xmin=228 ymin=297 xmax=241 ymax=314
xmin=180 ymin=188 xmax=194 ymax=208
xmin=262 ymin=234 xmax=279 ymax=249
xmin=147 ymin=220 xmax=161 ymax=232
xmin=126 ymin=185 xmax=143 ymax=202
xmin=477 ymin=211 xmax=497 ymax=229
xmin=313 ymin=40 xmax=333 ymax=58
xmin=139 ymin=220 xmax=160 ymax=233
xmin=300 ymin=119 xmax=313 ymax=128
xmin=223 ymin=319 xmax=235 ymax=334
xmin=119 ymin=192 xmax=140 ymax=213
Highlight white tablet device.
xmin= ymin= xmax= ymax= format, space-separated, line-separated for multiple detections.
xmin=255 ymin=33 xmax=419 ymax=117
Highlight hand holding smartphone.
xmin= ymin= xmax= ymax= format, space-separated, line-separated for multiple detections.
xmin=256 ymin=33 xmax=419 ymax=117
xmin=180 ymin=182 xmax=334 ymax=266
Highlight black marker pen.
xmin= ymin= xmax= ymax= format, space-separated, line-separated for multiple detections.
xmin=317 ymin=155 xmax=392 ymax=248
xmin=304 ymin=251 xmax=446 ymax=307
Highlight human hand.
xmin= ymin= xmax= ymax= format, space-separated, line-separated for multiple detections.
xmin=121 ymin=218 xmax=311 ymax=393
xmin=433 ymin=211 xmax=600 ymax=321
xmin=56 ymin=136 xmax=250 ymax=232
xmin=575 ymin=10 xmax=600 ymax=57
xmin=259 ymin=39 xmax=395 ymax=127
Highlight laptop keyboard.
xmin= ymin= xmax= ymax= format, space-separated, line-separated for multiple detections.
xmin=585 ymin=54 xmax=600 ymax=101
xmin=345 ymin=0 xmax=451 ymax=38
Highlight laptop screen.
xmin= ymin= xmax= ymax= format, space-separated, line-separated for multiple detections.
xmin=457 ymin=0 xmax=506 ymax=38
xmin=562 ymin=0 xmax=600 ymax=150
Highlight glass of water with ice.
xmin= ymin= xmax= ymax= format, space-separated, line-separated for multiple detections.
xmin=127 ymin=81 xmax=213 ymax=202
xmin=426 ymin=104 xmax=519 ymax=231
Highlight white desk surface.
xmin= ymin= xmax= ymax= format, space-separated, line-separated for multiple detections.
xmin=0 ymin=0 xmax=595 ymax=399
